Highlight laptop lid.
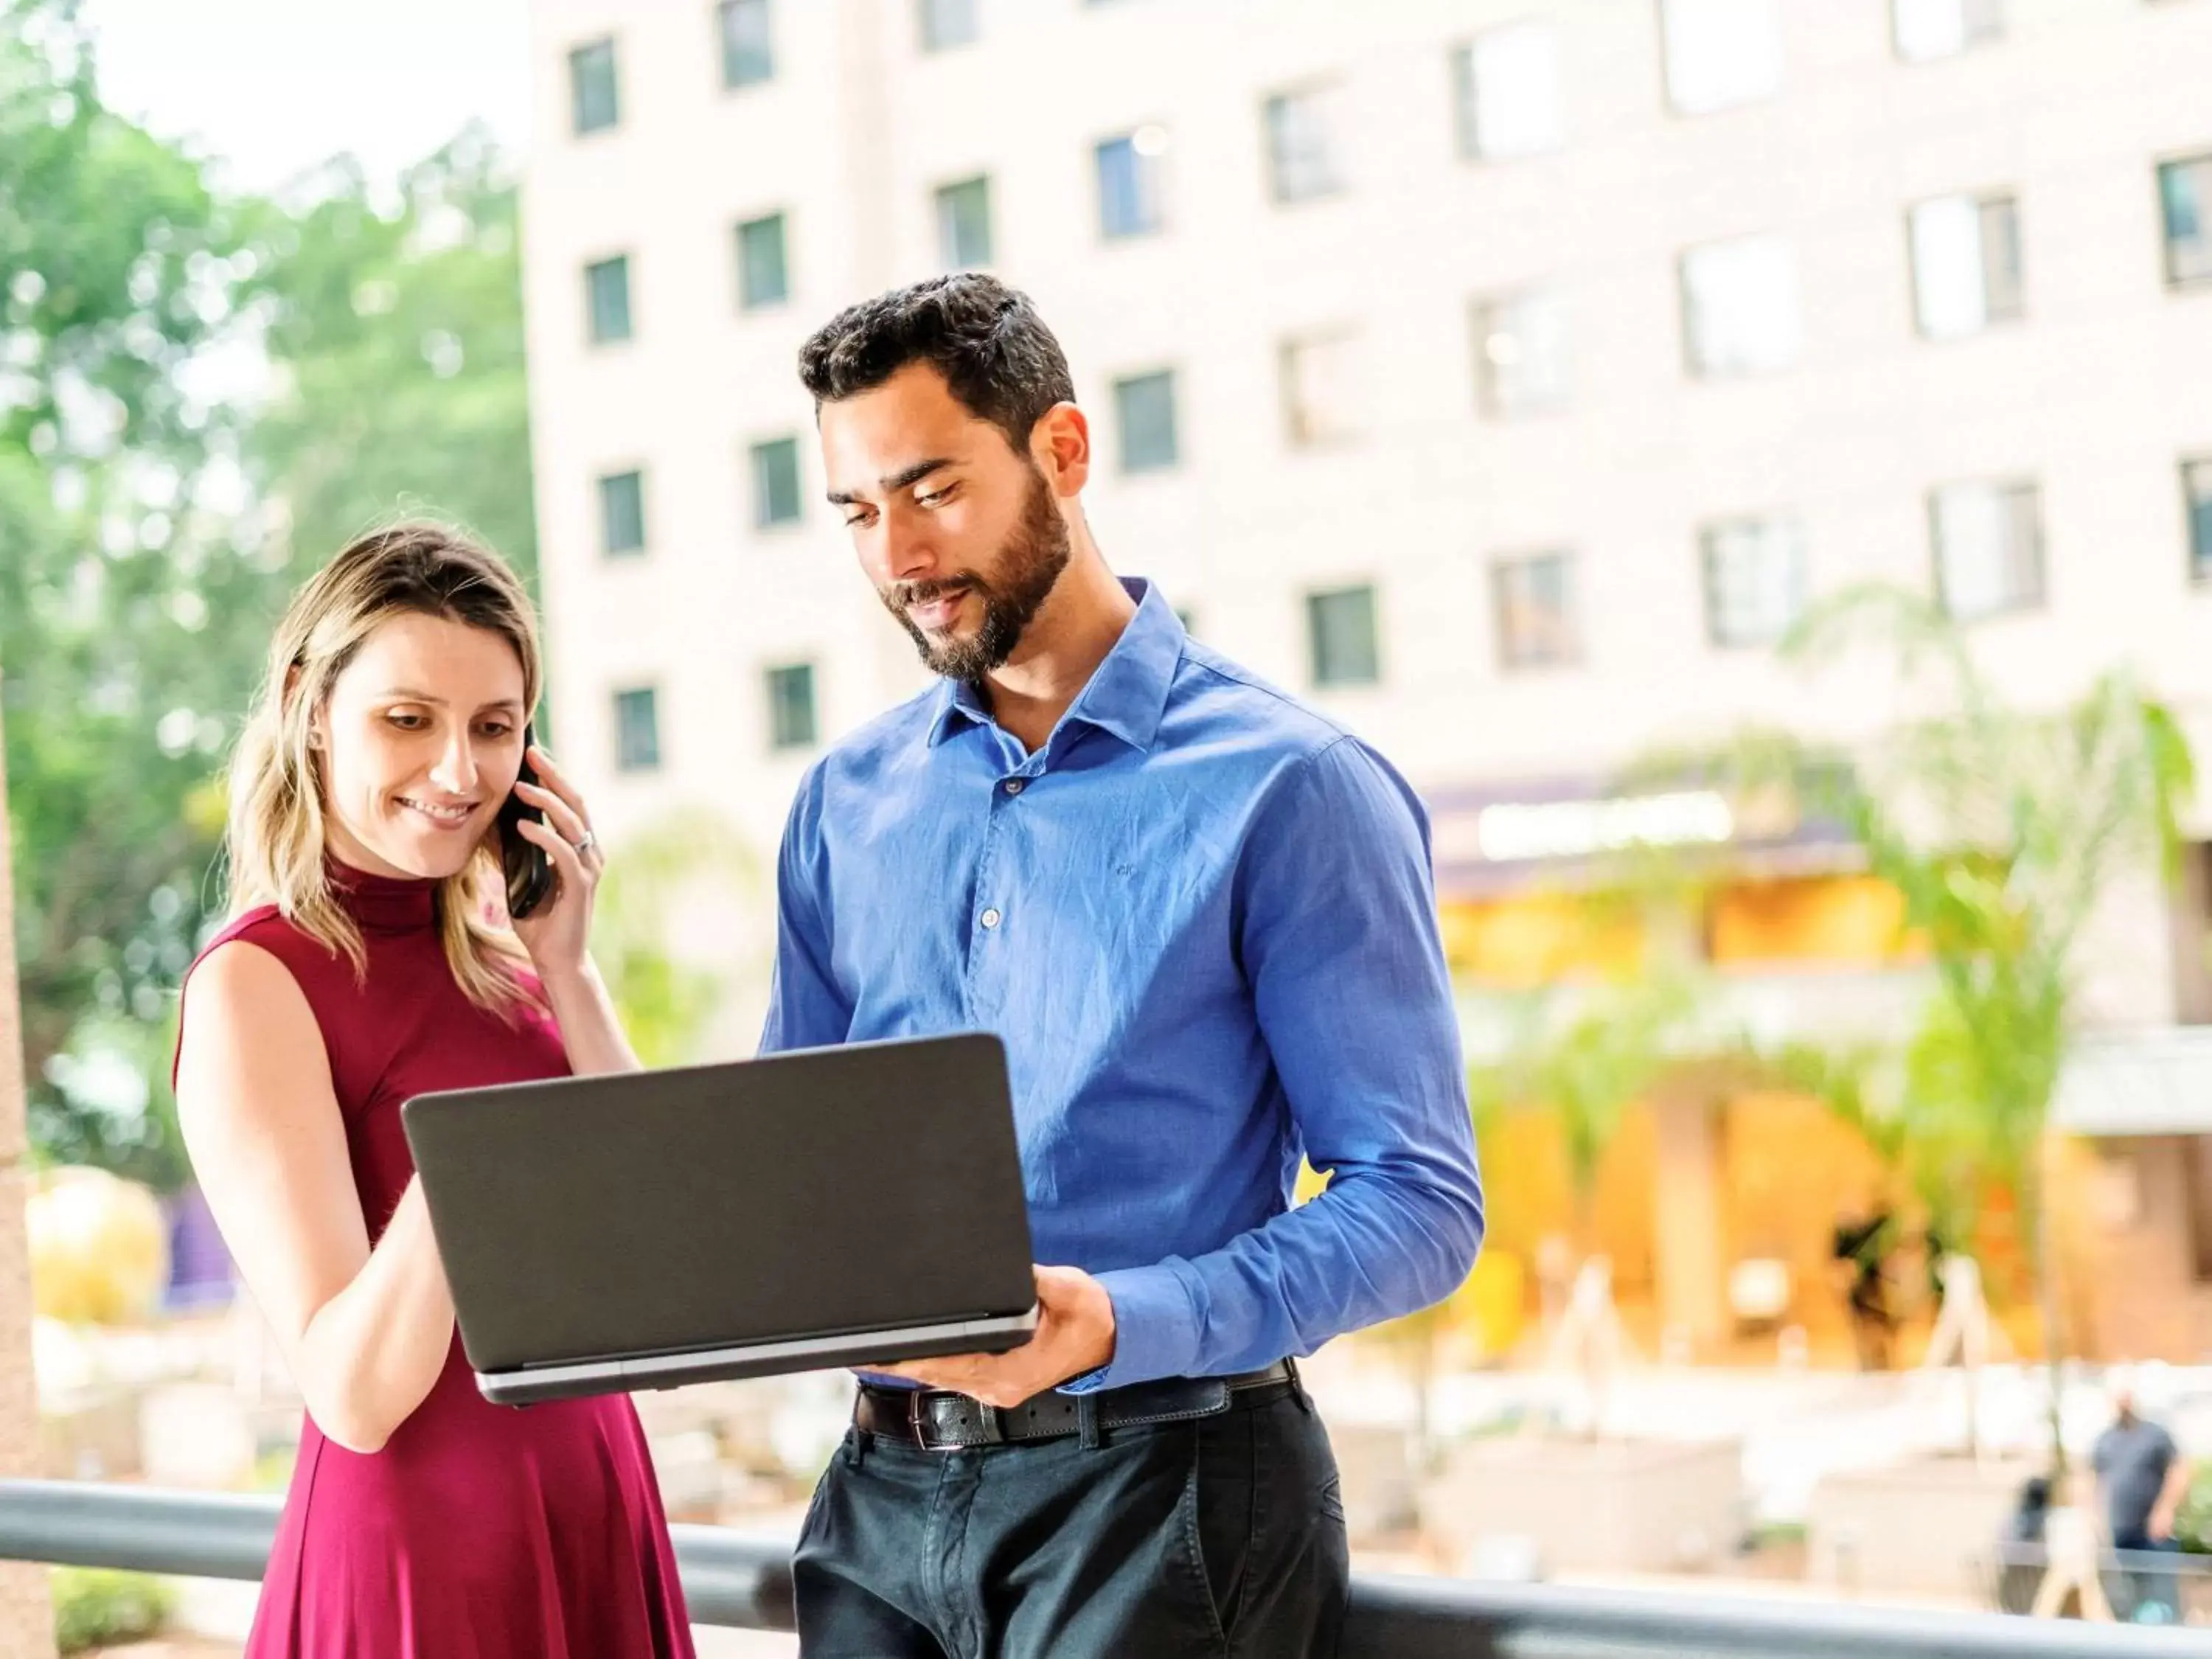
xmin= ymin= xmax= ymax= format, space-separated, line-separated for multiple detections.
xmin=400 ymin=1032 xmax=1034 ymax=1376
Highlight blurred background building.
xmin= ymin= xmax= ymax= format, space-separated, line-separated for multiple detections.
xmin=521 ymin=0 xmax=2212 ymax=1358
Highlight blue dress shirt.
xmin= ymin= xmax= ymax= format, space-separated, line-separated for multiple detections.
xmin=761 ymin=579 xmax=1484 ymax=1391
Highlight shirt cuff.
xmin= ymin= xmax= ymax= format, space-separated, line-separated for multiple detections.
xmin=1058 ymin=1260 xmax=1203 ymax=1394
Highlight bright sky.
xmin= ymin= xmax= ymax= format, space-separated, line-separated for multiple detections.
xmin=80 ymin=0 xmax=534 ymax=192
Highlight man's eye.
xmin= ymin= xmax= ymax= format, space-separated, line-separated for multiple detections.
xmin=917 ymin=488 xmax=951 ymax=508
xmin=844 ymin=511 xmax=875 ymax=529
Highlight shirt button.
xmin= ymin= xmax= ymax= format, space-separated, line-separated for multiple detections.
xmin=1004 ymin=779 xmax=1024 ymax=796
xmin=980 ymin=908 xmax=1002 ymax=930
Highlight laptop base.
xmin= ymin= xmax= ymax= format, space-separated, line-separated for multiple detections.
xmin=476 ymin=1306 xmax=1040 ymax=1407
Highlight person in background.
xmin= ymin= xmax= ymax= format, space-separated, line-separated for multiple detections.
xmin=1831 ymin=1208 xmax=1899 ymax=1371
xmin=2094 ymin=1372 xmax=2193 ymax=1554
xmin=173 ymin=525 xmax=692 ymax=1658
xmin=2005 ymin=1473 xmax=2053 ymax=1546
xmin=2093 ymin=1371 xmax=2194 ymax=1622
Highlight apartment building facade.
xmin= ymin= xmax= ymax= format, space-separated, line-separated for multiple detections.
xmin=521 ymin=0 xmax=2212 ymax=1354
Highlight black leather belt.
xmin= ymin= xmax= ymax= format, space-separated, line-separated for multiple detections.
xmin=855 ymin=1359 xmax=1297 ymax=1452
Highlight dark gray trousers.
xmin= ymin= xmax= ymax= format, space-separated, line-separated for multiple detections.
xmin=793 ymin=1386 xmax=1349 ymax=1658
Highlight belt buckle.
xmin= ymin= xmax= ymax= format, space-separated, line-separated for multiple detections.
xmin=908 ymin=1388 xmax=947 ymax=1452
xmin=909 ymin=1390 xmax=1005 ymax=1452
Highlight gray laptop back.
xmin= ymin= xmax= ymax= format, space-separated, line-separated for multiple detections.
xmin=400 ymin=1033 xmax=1034 ymax=1376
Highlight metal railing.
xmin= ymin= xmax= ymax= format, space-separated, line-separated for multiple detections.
xmin=3 ymin=1479 xmax=2208 ymax=1657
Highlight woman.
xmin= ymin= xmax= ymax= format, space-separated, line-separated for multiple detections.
xmin=173 ymin=524 xmax=694 ymax=1657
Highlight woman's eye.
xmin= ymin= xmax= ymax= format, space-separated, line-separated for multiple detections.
xmin=479 ymin=723 xmax=513 ymax=740
xmin=387 ymin=713 xmax=427 ymax=731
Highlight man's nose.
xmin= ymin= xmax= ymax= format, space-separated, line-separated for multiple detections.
xmin=881 ymin=515 xmax=939 ymax=584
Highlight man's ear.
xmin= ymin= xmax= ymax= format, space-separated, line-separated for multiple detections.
xmin=1033 ymin=401 xmax=1091 ymax=498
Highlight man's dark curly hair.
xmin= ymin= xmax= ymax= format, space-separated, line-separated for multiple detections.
xmin=796 ymin=274 xmax=1077 ymax=455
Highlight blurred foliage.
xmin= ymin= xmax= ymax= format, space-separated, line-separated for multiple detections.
xmin=50 ymin=1565 xmax=172 ymax=1653
xmin=2174 ymin=1461 xmax=2212 ymax=1556
xmin=1644 ymin=585 xmax=2193 ymax=1458
xmin=240 ymin=122 xmax=538 ymax=599
xmin=1469 ymin=972 xmax=1703 ymax=1251
xmin=2 ymin=0 xmax=538 ymax=1183
xmin=593 ymin=807 xmax=757 ymax=1068
xmin=1722 ymin=586 xmax=2191 ymax=1284
xmin=2 ymin=0 xmax=267 ymax=1181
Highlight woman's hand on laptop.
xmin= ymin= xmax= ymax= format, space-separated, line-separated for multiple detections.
xmin=875 ymin=1265 xmax=1116 ymax=1407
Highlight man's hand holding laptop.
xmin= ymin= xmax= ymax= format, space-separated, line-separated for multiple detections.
xmin=874 ymin=1265 xmax=1113 ymax=1408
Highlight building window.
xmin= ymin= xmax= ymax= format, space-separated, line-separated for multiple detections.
xmin=1659 ymin=0 xmax=1784 ymax=116
xmin=1453 ymin=23 xmax=1562 ymax=160
xmin=1113 ymin=370 xmax=1179 ymax=473
xmin=1680 ymin=235 xmax=1801 ymax=378
xmin=585 ymin=255 xmax=632 ymax=344
xmin=1306 ymin=585 xmax=1380 ymax=687
xmin=2160 ymin=153 xmax=2212 ymax=289
xmin=613 ymin=686 xmax=661 ymax=772
xmin=1910 ymin=192 xmax=2023 ymax=338
xmin=2185 ymin=458 xmax=2212 ymax=583
xmin=1096 ymin=128 xmax=1169 ymax=240
xmin=598 ymin=470 xmax=645 ymax=557
xmin=1702 ymin=517 xmax=1806 ymax=648
xmin=1264 ymin=84 xmax=1347 ymax=204
xmin=1893 ymin=0 xmax=2003 ymax=62
xmin=720 ymin=0 xmax=774 ymax=88
xmin=1931 ymin=480 xmax=2044 ymax=620
xmin=765 ymin=664 xmax=818 ymax=751
xmin=1493 ymin=552 xmax=1579 ymax=669
xmin=1472 ymin=289 xmax=1571 ymax=418
xmin=936 ymin=175 xmax=993 ymax=268
xmin=1279 ymin=330 xmax=1360 ymax=448
xmin=737 ymin=212 xmax=789 ymax=309
xmin=751 ymin=437 xmax=803 ymax=529
xmin=569 ymin=38 xmax=619 ymax=135
xmin=917 ymin=0 xmax=978 ymax=51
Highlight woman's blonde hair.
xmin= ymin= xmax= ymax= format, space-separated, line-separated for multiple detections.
xmin=226 ymin=521 xmax=543 ymax=1012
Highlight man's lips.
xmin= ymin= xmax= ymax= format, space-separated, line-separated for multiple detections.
xmin=906 ymin=588 xmax=970 ymax=631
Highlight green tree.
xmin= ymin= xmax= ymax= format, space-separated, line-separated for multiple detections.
xmin=1471 ymin=973 xmax=1700 ymax=1259
xmin=1469 ymin=970 xmax=1702 ymax=1436
xmin=591 ymin=808 xmax=757 ymax=1068
xmin=241 ymin=125 xmax=537 ymax=590
xmin=4 ymin=2 xmax=538 ymax=1183
xmin=1687 ymin=585 xmax=2195 ymax=1461
xmin=2 ymin=0 xmax=265 ymax=1184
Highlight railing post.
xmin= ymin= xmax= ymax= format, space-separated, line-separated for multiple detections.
xmin=0 ymin=669 xmax=58 ymax=1655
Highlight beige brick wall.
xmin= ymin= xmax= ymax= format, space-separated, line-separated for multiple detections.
xmin=0 ymin=675 xmax=58 ymax=1656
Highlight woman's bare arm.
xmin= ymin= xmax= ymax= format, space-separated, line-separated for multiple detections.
xmin=174 ymin=941 xmax=456 ymax=1453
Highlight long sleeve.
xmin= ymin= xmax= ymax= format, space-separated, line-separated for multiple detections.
xmin=759 ymin=761 xmax=854 ymax=1055
xmin=1071 ymin=736 xmax=1484 ymax=1389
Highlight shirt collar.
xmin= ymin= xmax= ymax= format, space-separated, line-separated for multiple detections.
xmin=923 ymin=577 xmax=1183 ymax=755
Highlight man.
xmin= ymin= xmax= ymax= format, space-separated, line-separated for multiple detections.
xmin=2094 ymin=1373 xmax=2193 ymax=1553
xmin=761 ymin=272 xmax=1483 ymax=1655
xmin=2093 ymin=1371 xmax=2194 ymax=1623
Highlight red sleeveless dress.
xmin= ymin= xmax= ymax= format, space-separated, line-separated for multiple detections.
xmin=177 ymin=867 xmax=695 ymax=1659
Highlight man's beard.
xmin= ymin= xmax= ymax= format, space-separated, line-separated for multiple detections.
xmin=879 ymin=468 xmax=1071 ymax=682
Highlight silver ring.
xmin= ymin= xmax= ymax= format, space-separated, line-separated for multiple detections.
xmin=573 ymin=830 xmax=597 ymax=856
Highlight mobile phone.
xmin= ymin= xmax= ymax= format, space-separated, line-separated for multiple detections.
xmin=498 ymin=723 xmax=557 ymax=922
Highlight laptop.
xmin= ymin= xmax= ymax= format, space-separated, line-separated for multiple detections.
xmin=400 ymin=1032 xmax=1038 ymax=1406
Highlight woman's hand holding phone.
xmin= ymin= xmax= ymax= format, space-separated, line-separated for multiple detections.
xmin=504 ymin=741 xmax=605 ymax=987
